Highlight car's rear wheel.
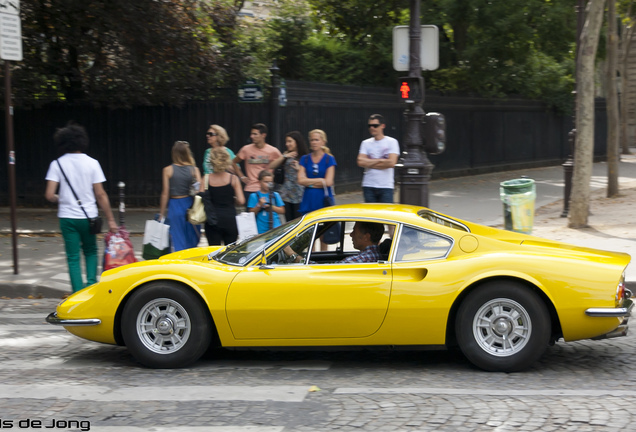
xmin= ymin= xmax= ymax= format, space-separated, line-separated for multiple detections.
xmin=455 ymin=281 xmax=550 ymax=372
xmin=121 ymin=282 xmax=212 ymax=368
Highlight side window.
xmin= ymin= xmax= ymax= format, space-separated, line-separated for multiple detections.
xmin=269 ymin=225 xmax=316 ymax=265
xmin=395 ymin=226 xmax=452 ymax=262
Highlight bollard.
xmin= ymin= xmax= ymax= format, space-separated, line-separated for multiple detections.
xmin=118 ymin=182 xmax=126 ymax=227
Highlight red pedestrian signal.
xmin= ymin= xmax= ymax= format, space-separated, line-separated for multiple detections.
xmin=398 ymin=77 xmax=423 ymax=103
xmin=400 ymin=81 xmax=411 ymax=99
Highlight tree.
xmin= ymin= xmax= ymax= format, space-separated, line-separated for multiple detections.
xmin=618 ymin=1 xmax=635 ymax=154
xmin=607 ymin=0 xmax=620 ymax=197
xmin=569 ymin=0 xmax=607 ymax=228
xmin=9 ymin=0 xmax=228 ymax=107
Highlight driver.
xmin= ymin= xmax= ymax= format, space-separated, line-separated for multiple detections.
xmin=284 ymin=221 xmax=384 ymax=264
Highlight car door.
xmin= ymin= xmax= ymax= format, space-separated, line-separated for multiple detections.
xmin=225 ymin=221 xmax=393 ymax=340
xmin=389 ymin=225 xmax=456 ymax=344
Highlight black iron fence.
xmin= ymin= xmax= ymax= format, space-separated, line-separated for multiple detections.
xmin=0 ymin=81 xmax=606 ymax=206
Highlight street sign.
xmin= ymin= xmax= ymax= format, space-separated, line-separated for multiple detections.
xmin=0 ymin=0 xmax=22 ymax=61
xmin=392 ymin=25 xmax=438 ymax=71
xmin=238 ymin=79 xmax=263 ymax=103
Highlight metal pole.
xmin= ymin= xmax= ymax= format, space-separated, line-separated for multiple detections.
xmin=270 ymin=61 xmax=281 ymax=149
xmin=5 ymin=60 xmax=18 ymax=274
xmin=399 ymin=0 xmax=434 ymax=207
xmin=118 ymin=181 xmax=125 ymax=226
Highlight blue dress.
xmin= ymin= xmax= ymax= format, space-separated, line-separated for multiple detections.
xmin=299 ymin=153 xmax=337 ymax=214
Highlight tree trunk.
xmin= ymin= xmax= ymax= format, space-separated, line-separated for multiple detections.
xmin=619 ymin=3 xmax=634 ymax=155
xmin=607 ymin=0 xmax=620 ymax=197
xmin=569 ymin=0 xmax=606 ymax=228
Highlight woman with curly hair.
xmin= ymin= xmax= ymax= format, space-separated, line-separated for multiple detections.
xmin=200 ymin=147 xmax=245 ymax=245
xmin=203 ymin=124 xmax=235 ymax=174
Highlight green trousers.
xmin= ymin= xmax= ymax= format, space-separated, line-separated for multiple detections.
xmin=60 ymin=218 xmax=98 ymax=292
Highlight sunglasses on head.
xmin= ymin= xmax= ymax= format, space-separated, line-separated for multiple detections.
xmin=206 ymin=132 xmax=217 ymax=137
xmin=368 ymin=123 xmax=381 ymax=128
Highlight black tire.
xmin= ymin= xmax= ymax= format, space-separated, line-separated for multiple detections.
xmin=121 ymin=281 xmax=212 ymax=368
xmin=455 ymin=281 xmax=550 ymax=372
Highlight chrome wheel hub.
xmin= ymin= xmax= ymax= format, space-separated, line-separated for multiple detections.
xmin=136 ymin=298 xmax=191 ymax=354
xmin=473 ymin=298 xmax=532 ymax=357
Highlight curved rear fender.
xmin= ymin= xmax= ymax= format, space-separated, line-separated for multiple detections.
xmin=444 ymin=276 xmax=562 ymax=347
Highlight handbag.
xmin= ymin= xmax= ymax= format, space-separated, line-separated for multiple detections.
xmin=56 ymin=160 xmax=103 ymax=234
xmin=202 ymin=188 xmax=218 ymax=226
xmin=187 ymin=194 xmax=206 ymax=225
xmin=103 ymin=227 xmax=137 ymax=271
xmin=321 ymin=179 xmax=335 ymax=207
xmin=235 ymin=212 xmax=258 ymax=241
xmin=274 ymin=159 xmax=285 ymax=184
xmin=142 ymin=219 xmax=171 ymax=260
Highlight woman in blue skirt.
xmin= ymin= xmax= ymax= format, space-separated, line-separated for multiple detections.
xmin=159 ymin=141 xmax=202 ymax=252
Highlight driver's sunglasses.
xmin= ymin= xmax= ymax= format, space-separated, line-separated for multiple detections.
xmin=368 ymin=123 xmax=381 ymax=128
xmin=206 ymin=132 xmax=217 ymax=137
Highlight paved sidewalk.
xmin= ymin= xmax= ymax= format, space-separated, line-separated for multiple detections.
xmin=1 ymin=153 xmax=636 ymax=297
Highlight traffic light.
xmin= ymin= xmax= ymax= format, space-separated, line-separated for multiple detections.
xmin=423 ymin=112 xmax=446 ymax=155
xmin=398 ymin=77 xmax=423 ymax=103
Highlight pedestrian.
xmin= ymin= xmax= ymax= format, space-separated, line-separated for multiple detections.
xmin=44 ymin=122 xmax=118 ymax=293
xmin=158 ymin=141 xmax=201 ymax=252
xmin=297 ymin=129 xmax=337 ymax=214
xmin=232 ymin=123 xmax=282 ymax=195
xmin=357 ymin=114 xmax=400 ymax=203
xmin=202 ymin=124 xmax=236 ymax=174
xmin=200 ymin=147 xmax=245 ymax=245
xmin=247 ymin=170 xmax=285 ymax=234
xmin=268 ymin=131 xmax=308 ymax=221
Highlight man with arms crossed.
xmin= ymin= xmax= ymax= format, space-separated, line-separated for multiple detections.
xmin=357 ymin=114 xmax=400 ymax=203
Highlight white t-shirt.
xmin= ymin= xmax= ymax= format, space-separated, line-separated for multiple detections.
xmin=45 ymin=153 xmax=107 ymax=219
xmin=359 ymin=136 xmax=400 ymax=188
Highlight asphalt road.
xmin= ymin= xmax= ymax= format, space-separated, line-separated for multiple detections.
xmin=1 ymin=298 xmax=634 ymax=431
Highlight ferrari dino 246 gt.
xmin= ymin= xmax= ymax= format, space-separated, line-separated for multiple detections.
xmin=47 ymin=204 xmax=632 ymax=372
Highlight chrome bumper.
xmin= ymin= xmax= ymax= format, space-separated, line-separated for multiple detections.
xmin=46 ymin=312 xmax=101 ymax=327
xmin=586 ymin=299 xmax=633 ymax=340
xmin=585 ymin=298 xmax=634 ymax=317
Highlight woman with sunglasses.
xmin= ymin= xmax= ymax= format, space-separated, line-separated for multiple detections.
xmin=297 ymin=129 xmax=337 ymax=215
xmin=203 ymin=125 xmax=235 ymax=175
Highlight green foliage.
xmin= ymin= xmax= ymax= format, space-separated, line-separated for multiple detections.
xmin=12 ymin=0 xmax=236 ymax=107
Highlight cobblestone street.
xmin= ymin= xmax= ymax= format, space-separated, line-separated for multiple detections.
xmin=2 ymin=298 xmax=635 ymax=431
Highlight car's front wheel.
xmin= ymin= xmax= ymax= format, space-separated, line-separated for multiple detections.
xmin=455 ymin=281 xmax=550 ymax=372
xmin=121 ymin=282 xmax=212 ymax=368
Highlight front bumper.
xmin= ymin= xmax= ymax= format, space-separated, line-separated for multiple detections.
xmin=46 ymin=312 xmax=101 ymax=327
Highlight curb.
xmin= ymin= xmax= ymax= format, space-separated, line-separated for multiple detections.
xmin=0 ymin=283 xmax=69 ymax=299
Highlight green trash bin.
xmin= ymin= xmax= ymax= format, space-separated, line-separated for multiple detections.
xmin=500 ymin=178 xmax=536 ymax=234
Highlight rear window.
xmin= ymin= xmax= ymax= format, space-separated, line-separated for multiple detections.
xmin=418 ymin=210 xmax=469 ymax=232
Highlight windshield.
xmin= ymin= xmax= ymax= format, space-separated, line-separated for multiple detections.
xmin=214 ymin=218 xmax=301 ymax=266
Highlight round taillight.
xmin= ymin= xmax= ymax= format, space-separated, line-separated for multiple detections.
xmin=616 ymin=280 xmax=626 ymax=304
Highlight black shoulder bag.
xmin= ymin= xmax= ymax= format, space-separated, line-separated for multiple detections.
xmin=56 ymin=160 xmax=103 ymax=234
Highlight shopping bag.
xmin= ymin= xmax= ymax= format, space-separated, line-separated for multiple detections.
xmin=235 ymin=212 xmax=258 ymax=241
xmin=142 ymin=219 xmax=171 ymax=260
xmin=103 ymin=227 xmax=137 ymax=271
xmin=187 ymin=194 xmax=206 ymax=225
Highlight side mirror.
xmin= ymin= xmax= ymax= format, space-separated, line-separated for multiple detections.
xmin=258 ymin=249 xmax=274 ymax=270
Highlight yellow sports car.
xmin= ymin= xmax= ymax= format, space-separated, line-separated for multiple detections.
xmin=46 ymin=204 xmax=632 ymax=372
